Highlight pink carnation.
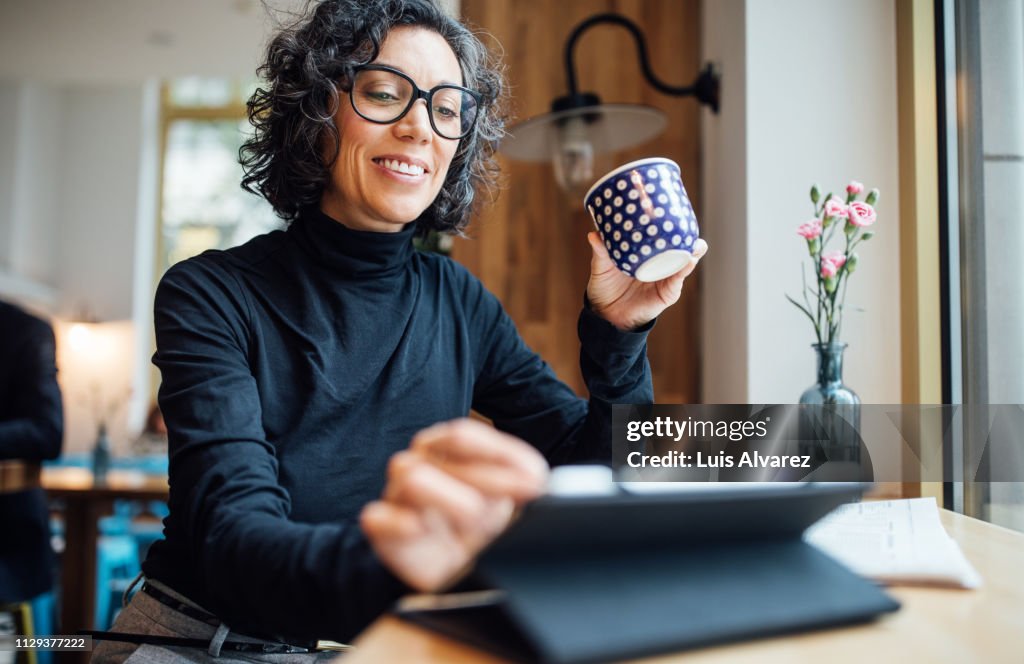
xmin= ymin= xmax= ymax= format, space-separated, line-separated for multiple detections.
xmin=847 ymin=201 xmax=877 ymax=227
xmin=820 ymin=258 xmax=838 ymax=279
xmin=797 ymin=219 xmax=822 ymax=239
xmin=846 ymin=181 xmax=864 ymax=195
xmin=824 ymin=197 xmax=848 ymax=219
xmin=822 ymin=251 xmax=847 ymax=269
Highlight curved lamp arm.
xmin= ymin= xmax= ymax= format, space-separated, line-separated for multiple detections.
xmin=561 ymin=12 xmax=720 ymax=113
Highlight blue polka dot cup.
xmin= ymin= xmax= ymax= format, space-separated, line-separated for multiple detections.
xmin=583 ymin=157 xmax=699 ymax=282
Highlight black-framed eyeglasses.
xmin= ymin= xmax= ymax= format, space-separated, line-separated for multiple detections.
xmin=348 ymin=64 xmax=481 ymax=140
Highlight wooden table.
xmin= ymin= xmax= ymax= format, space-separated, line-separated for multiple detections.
xmin=42 ymin=467 xmax=168 ymax=642
xmin=344 ymin=510 xmax=1024 ymax=663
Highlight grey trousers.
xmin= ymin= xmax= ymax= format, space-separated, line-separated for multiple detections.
xmin=90 ymin=581 xmax=337 ymax=664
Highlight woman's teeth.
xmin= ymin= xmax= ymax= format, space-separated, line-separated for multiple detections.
xmin=378 ymin=159 xmax=424 ymax=176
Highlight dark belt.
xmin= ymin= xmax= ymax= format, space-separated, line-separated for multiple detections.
xmin=80 ymin=630 xmax=313 ymax=655
xmin=81 ymin=582 xmax=316 ymax=654
xmin=140 ymin=582 xmax=222 ymax=627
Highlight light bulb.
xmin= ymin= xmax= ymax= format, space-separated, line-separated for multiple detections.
xmin=551 ymin=116 xmax=595 ymax=194
xmin=68 ymin=323 xmax=93 ymax=354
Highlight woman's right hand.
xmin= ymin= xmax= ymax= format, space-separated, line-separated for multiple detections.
xmin=360 ymin=418 xmax=549 ymax=592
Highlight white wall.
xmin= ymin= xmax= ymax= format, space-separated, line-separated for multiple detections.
xmin=55 ymin=85 xmax=145 ymax=321
xmin=702 ymin=0 xmax=902 ymax=403
xmin=0 ymin=82 xmax=63 ymax=306
xmin=0 ymin=81 xmax=53 ymax=308
xmin=0 ymin=82 xmax=153 ymax=323
xmin=10 ymin=84 xmax=62 ymax=286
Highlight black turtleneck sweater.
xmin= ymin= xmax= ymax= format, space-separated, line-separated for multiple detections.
xmin=143 ymin=208 xmax=653 ymax=644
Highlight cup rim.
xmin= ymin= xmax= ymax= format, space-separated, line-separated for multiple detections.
xmin=583 ymin=157 xmax=682 ymax=205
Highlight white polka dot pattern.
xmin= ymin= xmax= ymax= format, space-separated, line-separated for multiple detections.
xmin=584 ymin=159 xmax=699 ymax=279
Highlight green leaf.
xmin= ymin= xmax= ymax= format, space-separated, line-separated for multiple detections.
xmin=786 ymin=293 xmax=820 ymax=330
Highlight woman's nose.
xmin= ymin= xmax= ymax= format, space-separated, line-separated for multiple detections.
xmin=393 ymin=99 xmax=433 ymax=142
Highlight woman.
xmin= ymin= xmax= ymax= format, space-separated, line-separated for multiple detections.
xmin=93 ymin=0 xmax=706 ymax=661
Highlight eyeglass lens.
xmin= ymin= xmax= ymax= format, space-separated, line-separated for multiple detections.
xmin=352 ymin=68 xmax=478 ymax=139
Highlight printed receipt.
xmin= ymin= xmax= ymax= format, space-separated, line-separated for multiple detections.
xmin=804 ymin=497 xmax=982 ymax=588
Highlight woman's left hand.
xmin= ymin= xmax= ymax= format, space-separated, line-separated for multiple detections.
xmin=585 ymin=232 xmax=709 ymax=331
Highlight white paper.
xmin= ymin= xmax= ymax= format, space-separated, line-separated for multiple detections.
xmin=805 ymin=497 xmax=982 ymax=589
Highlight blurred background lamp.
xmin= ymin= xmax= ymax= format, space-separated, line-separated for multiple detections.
xmin=56 ymin=313 xmax=136 ymax=472
xmin=501 ymin=13 xmax=721 ymax=194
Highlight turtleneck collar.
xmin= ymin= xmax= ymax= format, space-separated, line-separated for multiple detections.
xmin=290 ymin=207 xmax=417 ymax=278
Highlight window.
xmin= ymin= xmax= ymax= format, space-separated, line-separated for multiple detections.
xmin=158 ymin=77 xmax=281 ymax=273
xmin=939 ymin=0 xmax=1024 ymax=532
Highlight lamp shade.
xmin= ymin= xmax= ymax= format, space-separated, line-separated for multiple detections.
xmin=501 ymin=104 xmax=667 ymax=162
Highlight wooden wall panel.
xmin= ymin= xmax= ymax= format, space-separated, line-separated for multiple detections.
xmin=455 ymin=0 xmax=703 ymax=402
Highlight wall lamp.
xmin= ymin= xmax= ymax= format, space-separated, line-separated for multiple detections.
xmin=501 ymin=13 xmax=720 ymax=194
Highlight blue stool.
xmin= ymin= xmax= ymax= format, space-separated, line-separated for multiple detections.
xmin=94 ymin=505 xmax=141 ymax=630
xmin=29 ymin=593 xmax=55 ymax=664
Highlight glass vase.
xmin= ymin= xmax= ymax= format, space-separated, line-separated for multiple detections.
xmin=798 ymin=343 xmax=868 ymax=478
xmin=799 ymin=343 xmax=860 ymax=407
xmin=92 ymin=423 xmax=111 ymax=486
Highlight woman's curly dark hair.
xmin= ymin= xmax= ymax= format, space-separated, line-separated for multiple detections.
xmin=240 ymin=0 xmax=506 ymax=234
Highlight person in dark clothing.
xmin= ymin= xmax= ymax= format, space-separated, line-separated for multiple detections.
xmin=0 ymin=299 xmax=63 ymax=607
xmin=92 ymin=1 xmax=707 ymax=662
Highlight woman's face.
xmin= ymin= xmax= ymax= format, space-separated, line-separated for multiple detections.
xmin=320 ymin=26 xmax=464 ymax=233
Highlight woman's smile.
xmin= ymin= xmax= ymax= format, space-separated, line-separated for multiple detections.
xmin=372 ymin=155 xmax=430 ymax=178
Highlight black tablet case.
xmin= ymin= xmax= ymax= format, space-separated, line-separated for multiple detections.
xmin=398 ymin=485 xmax=900 ymax=663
